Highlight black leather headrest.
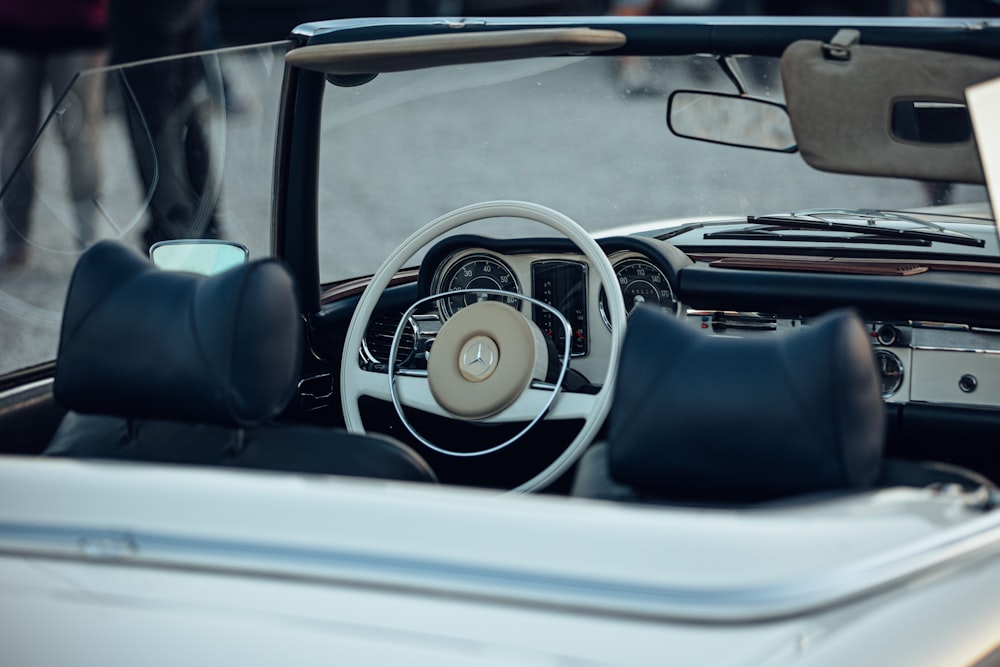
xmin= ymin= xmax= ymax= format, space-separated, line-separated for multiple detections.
xmin=607 ymin=306 xmax=885 ymax=503
xmin=54 ymin=241 xmax=302 ymax=427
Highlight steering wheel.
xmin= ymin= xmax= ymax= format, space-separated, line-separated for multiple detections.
xmin=341 ymin=201 xmax=626 ymax=493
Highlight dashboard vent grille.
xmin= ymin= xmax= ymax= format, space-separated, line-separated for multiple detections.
xmin=363 ymin=312 xmax=416 ymax=366
xmin=712 ymin=312 xmax=778 ymax=333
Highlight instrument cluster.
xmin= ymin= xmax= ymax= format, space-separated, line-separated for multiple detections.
xmin=430 ymin=247 xmax=680 ymax=361
xmin=368 ymin=236 xmax=1000 ymax=412
xmin=361 ymin=236 xmax=686 ymax=378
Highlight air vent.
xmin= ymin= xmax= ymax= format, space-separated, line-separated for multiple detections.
xmin=362 ymin=313 xmax=417 ymax=367
xmin=712 ymin=312 xmax=778 ymax=333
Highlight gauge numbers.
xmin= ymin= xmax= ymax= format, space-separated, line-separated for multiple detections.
xmin=600 ymin=258 xmax=677 ymax=329
xmin=440 ymin=254 xmax=521 ymax=318
xmin=532 ymin=260 xmax=588 ymax=356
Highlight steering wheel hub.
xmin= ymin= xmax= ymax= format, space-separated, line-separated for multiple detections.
xmin=427 ymin=301 xmax=547 ymax=420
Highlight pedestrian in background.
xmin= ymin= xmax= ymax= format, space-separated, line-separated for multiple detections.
xmin=110 ymin=0 xmax=225 ymax=250
xmin=111 ymin=0 xmax=222 ymax=251
xmin=0 ymin=0 xmax=109 ymax=269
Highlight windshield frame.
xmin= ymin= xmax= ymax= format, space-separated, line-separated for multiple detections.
xmin=272 ymin=17 xmax=1000 ymax=305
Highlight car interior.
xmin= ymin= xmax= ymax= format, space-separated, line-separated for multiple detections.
xmin=43 ymin=241 xmax=435 ymax=484
xmin=2 ymin=18 xmax=1000 ymax=506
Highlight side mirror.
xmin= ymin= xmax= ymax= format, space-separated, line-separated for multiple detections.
xmin=667 ymin=91 xmax=797 ymax=153
xmin=149 ymin=240 xmax=249 ymax=275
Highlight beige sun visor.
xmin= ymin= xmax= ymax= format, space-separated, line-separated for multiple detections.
xmin=285 ymin=28 xmax=626 ymax=75
xmin=967 ymin=77 xmax=1000 ymax=230
xmin=781 ymin=31 xmax=1000 ymax=184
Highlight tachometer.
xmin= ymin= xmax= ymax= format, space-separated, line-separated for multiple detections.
xmin=439 ymin=254 xmax=521 ymax=318
xmin=599 ymin=258 xmax=677 ymax=329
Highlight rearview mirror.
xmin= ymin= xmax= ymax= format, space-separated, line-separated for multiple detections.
xmin=667 ymin=91 xmax=797 ymax=153
xmin=149 ymin=240 xmax=249 ymax=275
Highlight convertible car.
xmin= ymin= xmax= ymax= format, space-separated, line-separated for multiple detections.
xmin=3 ymin=13 xmax=1000 ymax=665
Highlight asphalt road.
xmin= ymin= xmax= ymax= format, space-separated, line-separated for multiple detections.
xmin=0 ymin=48 xmax=986 ymax=376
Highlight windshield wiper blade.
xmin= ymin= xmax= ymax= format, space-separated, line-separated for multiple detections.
xmin=796 ymin=208 xmax=954 ymax=232
xmin=744 ymin=212 xmax=985 ymax=248
xmin=703 ymin=228 xmax=931 ymax=246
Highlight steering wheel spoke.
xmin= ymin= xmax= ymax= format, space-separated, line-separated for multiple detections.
xmin=502 ymin=385 xmax=599 ymax=423
xmin=358 ymin=368 xmax=597 ymax=423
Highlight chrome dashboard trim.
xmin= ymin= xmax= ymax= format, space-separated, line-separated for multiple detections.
xmin=0 ymin=377 xmax=53 ymax=403
xmin=911 ymin=346 xmax=1000 ymax=354
xmin=681 ymin=312 xmax=1000 ymax=408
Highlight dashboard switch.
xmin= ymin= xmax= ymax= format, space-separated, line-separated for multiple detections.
xmin=876 ymin=324 xmax=899 ymax=346
xmin=959 ymin=374 xmax=978 ymax=393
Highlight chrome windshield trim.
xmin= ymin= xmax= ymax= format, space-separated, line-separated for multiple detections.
xmin=0 ymin=377 xmax=53 ymax=403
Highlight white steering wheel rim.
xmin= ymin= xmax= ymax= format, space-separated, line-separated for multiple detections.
xmin=340 ymin=200 xmax=627 ymax=493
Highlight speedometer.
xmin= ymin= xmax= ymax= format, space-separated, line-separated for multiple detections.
xmin=599 ymin=258 xmax=677 ymax=329
xmin=439 ymin=254 xmax=521 ymax=318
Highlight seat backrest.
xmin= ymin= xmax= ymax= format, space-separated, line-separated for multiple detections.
xmin=573 ymin=305 xmax=986 ymax=505
xmin=46 ymin=241 xmax=435 ymax=484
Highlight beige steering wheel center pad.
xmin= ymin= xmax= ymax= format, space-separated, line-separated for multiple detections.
xmin=428 ymin=301 xmax=548 ymax=419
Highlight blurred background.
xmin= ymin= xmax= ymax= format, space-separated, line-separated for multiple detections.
xmin=216 ymin=0 xmax=1000 ymax=45
xmin=2 ymin=0 xmax=998 ymax=374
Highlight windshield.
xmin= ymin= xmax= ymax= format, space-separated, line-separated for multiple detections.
xmin=0 ymin=42 xmax=288 ymax=375
xmin=316 ymin=53 xmax=991 ymax=284
xmin=2 ymin=44 xmax=994 ymax=376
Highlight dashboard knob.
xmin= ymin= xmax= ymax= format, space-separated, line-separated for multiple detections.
xmin=876 ymin=324 xmax=899 ymax=346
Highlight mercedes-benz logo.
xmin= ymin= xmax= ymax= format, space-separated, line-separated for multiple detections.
xmin=459 ymin=336 xmax=499 ymax=382
xmin=463 ymin=343 xmax=491 ymax=374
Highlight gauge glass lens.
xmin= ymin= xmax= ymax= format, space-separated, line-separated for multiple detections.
xmin=440 ymin=254 xmax=520 ymax=318
xmin=532 ymin=260 xmax=588 ymax=356
xmin=875 ymin=349 xmax=904 ymax=397
xmin=600 ymin=258 xmax=676 ymax=329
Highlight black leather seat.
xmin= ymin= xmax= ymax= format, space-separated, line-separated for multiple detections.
xmin=45 ymin=241 xmax=436 ymax=484
xmin=573 ymin=306 xmax=992 ymax=505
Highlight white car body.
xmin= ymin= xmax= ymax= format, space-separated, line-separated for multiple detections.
xmin=2 ymin=453 xmax=1000 ymax=665
xmin=4 ymin=14 xmax=1000 ymax=666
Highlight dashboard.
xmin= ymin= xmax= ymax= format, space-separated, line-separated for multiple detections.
xmin=425 ymin=246 xmax=679 ymax=381
xmin=357 ymin=235 xmax=1000 ymax=413
xmin=358 ymin=235 xmax=687 ymax=383
xmin=689 ymin=312 xmax=1000 ymax=408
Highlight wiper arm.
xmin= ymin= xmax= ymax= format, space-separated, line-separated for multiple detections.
xmin=795 ymin=208 xmax=953 ymax=234
xmin=704 ymin=228 xmax=931 ymax=246
xmin=745 ymin=212 xmax=985 ymax=248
